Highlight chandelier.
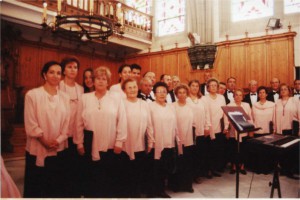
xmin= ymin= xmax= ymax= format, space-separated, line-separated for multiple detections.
xmin=41 ymin=0 xmax=124 ymax=42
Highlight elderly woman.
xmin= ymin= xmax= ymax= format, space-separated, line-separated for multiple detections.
xmin=24 ymin=61 xmax=70 ymax=198
xmin=75 ymin=66 xmax=127 ymax=197
xmin=169 ymin=83 xmax=195 ymax=193
xmin=224 ymin=88 xmax=253 ymax=175
xmin=202 ymin=78 xmax=226 ymax=177
xmin=275 ymin=83 xmax=300 ymax=178
xmin=149 ymin=82 xmax=180 ymax=198
xmin=121 ymin=78 xmax=154 ymax=197
xmin=110 ymin=64 xmax=131 ymax=98
xmin=83 ymin=68 xmax=95 ymax=93
xmin=252 ymin=86 xmax=275 ymax=136
xmin=186 ymin=80 xmax=211 ymax=181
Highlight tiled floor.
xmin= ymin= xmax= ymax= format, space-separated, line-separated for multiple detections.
xmin=3 ymin=157 xmax=300 ymax=198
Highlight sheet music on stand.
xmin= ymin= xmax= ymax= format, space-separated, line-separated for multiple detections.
xmin=228 ymin=111 xmax=255 ymax=132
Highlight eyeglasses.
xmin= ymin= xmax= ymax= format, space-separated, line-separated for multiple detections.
xmin=156 ymin=90 xmax=167 ymax=94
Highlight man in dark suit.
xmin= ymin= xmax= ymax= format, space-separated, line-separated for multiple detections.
xmin=293 ymin=79 xmax=300 ymax=101
xmin=224 ymin=77 xmax=236 ymax=104
xmin=137 ymin=77 xmax=155 ymax=102
xmin=200 ymin=70 xmax=212 ymax=96
xmin=266 ymin=77 xmax=280 ymax=102
xmin=243 ymin=80 xmax=259 ymax=107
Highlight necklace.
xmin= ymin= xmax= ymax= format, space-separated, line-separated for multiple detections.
xmin=190 ymin=96 xmax=199 ymax=104
xmin=281 ymin=98 xmax=289 ymax=116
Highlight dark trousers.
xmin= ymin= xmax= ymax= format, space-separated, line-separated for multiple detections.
xmin=214 ymin=132 xmax=227 ymax=171
xmin=128 ymin=151 xmax=147 ymax=197
xmin=91 ymin=150 xmax=129 ymax=198
xmin=169 ymin=145 xmax=195 ymax=191
xmin=23 ymin=151 xmax=67 ymax=198
xmin=62 ymin=137 xmax=82 ymax=197
xmin=153 ymin=148 xmax=176 ymax=195
xmin=195 ymin=136 xmax=208 ymax=177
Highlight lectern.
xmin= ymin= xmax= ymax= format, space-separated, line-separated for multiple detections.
xmin=222 ymin=106 xmax=260 ymax=198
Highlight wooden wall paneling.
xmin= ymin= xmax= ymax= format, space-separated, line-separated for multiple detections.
xmin=19 ymin=45 xmax=42 ymax=90
xmin=213 ymin=45 xmax=230 ymax=83
xmin=287 ymin=34 xmax=296 ymax=82
xmin=248 ymin=42 xmax=267 ymax=86
xmin=178 ymin=51 xmax=191 ymax=84
xmin=229 ymin=44 xmax=246 ymax=89
xmin=162 ymin=53 xmax=178 ymax=76
xmin=150 ymin=55 xmax=164 ymax=81
xmin=269 ymin=39 xmax=290 ymax=84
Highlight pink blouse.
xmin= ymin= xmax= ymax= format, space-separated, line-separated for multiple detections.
xmin=252 ymin=101 xmax=275 ymax=134
xmin=173 ymin=102 xmax=194 ymax=147
xmin=149 ymin=102 xmax=180 ymax=160
xmin=74 ymin=91 xmax=127 ymax=161
xmin=59 ymin=80 xmax=84 ymax=138
xmin=110 ymin=83 xmax=126 ymax=99
xmin=202 ymin=94 xmax=226 ymax=139
xmin=186 ymin=97 xmax=211 ymax=137
xmin=24 ymin=87 xmax=70 ymax=167
xmin=274 ymin=97 xmax=300 ymax=135
xmin=1 ymin=156 xmax=21 ymax=198
xmin=124 ymin=99 xmax=155 ymax=160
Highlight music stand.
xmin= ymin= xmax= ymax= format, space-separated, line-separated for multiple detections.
xmin=222 ymin=106 xmax=260 ymax=198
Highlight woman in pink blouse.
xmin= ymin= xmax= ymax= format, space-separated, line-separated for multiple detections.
xmin=275 ymin=83 xmax=300 ymax=178
xmin=24 ymin=61 xmax=70 ymax=197
xmin=202 ymin=78 xmax=226 ymax=177
xmin=75 ymin=66 xmax=127 ymax=197
xmin=224 ymin=89 xmax=253 ymax=175
xmin=149 ymin=81 xmax=180 ymax=198
xmin=186 ymin=80 xmax=211 ymax=181
xmin=59 ymin=56 xmax=84 ymax=197
xmin=170 ymin=84 xmax=195 ymax=193
xmin=121 ymin=78 xmax=154 ymax=197
xmin=252 ymin=86 xmax=275 ymax=136
xmin=274 ymin=83 xmax=300 ymax=135
xmin=110 ymin=64 xmax=131 ymax=98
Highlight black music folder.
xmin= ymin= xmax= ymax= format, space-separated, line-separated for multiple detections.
xmin=222 ymin=106 xmax=260 ymax=133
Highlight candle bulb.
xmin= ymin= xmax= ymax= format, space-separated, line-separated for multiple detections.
xmin=90 ymin=0 xmax=94 ymax=15
xmin=43 ymin=2 xmax=47 ymax=20
xmin=57 ymin=0 xmax=61 ymax=14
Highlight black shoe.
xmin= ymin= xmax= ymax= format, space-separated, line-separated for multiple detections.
xmin=212 ymin=171 xmax=222 ymax=177
xmin=158 ymin=192 xmax=171 ymax=198
xmin=193 ymin=177 xmax=202 ymax=184
xmin=185 ymin=188 xmax=194 ymax=193
xmin=206 ymin=172 xmax=213 ymax=179
xmin=230 ymin=169 xmax=236 ymax=174
xmin=240 ymin=169 xmax=247 ymax=175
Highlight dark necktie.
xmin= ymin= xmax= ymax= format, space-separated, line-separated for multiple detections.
xmin=228 ymin=90 xmax=233 ymax=93
xmin=250 ymin=93 xmax=256 ymax=96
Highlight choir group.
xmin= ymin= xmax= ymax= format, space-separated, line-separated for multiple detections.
xmin=22 ymin=57 xmax=300 ymax=198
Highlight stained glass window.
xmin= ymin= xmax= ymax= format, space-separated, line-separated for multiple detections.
xmin=156 ymin=0 xmax=186 ymax=36
xmin=231 ymin=0 xmax=274 ymax=22
xmin=284 ymin=0 xmax=300 ymax=14
xmin=124 ymin=0 xmax=152 ymax=14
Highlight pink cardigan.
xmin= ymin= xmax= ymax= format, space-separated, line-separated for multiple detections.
xmin=59 ymin=80 xmax=84 ymax=138
xmin=24 ymin=86 xmax=70 ymax=167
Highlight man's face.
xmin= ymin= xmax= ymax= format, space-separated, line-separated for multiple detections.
xmin=249 ymin=82 xmax=258 ymax=93
xmin=140 ymin=80 xmax=152 ymax=95
xmin=227 ymin=78 xmax=236 ymax=91
xmin=131 ymin=68 xmax=141 ymax=81
xmin=163 ymin=75 xmax=172 ymax=89
xmin=270 ymin=78 xmax=280 ymax=91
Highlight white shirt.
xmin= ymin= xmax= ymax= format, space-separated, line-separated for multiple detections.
xmin=250 ymin=92 xmax=258 ymax=106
